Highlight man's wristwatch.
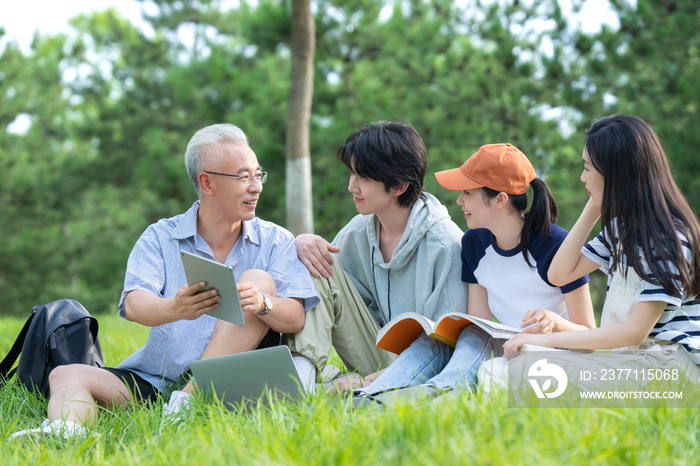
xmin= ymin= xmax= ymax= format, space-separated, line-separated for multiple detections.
xmin=256 ymin=292 xmax=273 ymax=316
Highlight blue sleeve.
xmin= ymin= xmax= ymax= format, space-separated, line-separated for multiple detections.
xmin=530 ymin=224 xmax=590 ymax=294
xmin=461 ymin=229 xmax=491 ymax=284
xmin=264 ymin=227 xmax=320 ymax=312
xmin=118 ymin=225 xmax=167 ymax=319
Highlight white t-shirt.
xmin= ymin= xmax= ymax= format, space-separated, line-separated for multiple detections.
xmin=461 ymin=225 xmax=589 ymax=328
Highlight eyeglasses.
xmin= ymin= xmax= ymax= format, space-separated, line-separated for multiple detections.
xmin=204 ymin=171 xmax=268 ymax=185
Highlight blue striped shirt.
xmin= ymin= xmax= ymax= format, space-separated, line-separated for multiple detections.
xmin=116 ymin=201 xmax=320 ymax=391
xmin=583 ymin=220 xmax=700 ymax=365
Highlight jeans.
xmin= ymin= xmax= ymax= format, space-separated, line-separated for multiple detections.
xmin=358 ymin=326 xmax=504 ymax=396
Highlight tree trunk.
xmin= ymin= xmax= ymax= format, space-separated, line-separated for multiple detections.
xmin=285 ymin=0 xmax=315 ymax=235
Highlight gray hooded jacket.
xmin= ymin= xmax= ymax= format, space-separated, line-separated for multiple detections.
xmin=332 ymin=192 xmax=467 ymax=326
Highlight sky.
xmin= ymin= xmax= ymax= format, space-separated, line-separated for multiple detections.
xmin=1 ymin=0 xmax=621 ymax=54
xmin=1 ymin=0 xmax=147 ymax=54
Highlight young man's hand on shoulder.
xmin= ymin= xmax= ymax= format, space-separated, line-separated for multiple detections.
xmin=295 ymin=234 xmax=340 ymax=279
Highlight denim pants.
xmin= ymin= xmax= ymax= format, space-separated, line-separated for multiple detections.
xmin=358 ymin=326 xmax=505 ymax=396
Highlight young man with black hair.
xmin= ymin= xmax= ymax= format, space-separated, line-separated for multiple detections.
xmin=285 ymin=121 xmax=467 ymax=392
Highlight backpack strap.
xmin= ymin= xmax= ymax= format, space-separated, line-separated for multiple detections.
xmin=0 ymin=313 xmax=35 ymax=384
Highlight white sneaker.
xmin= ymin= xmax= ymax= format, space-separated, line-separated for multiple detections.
xmin=7 ymin=419 xmax=88 ymax=442
xmin=162 ymin=390 xmax=193 ymax=424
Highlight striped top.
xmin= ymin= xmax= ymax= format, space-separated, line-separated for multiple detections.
xmin=116 ymin=201 xmax=320 ymax=391
xmin=582 ymin=221 xmax=700 ymax=364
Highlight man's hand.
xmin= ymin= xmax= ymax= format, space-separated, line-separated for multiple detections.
xmin=520 ymin=309 xmax=558 ymax=334
xmin=237 ymin=281 xmax=265 ymax=314
xmin=295 ymin=234 xmax=340 ymax=279
xmin=169 ymin=282 xmax=221 ymax=320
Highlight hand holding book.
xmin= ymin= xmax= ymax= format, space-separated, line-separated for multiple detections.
xmin=519 ymin=308 xmax=562 ymax=334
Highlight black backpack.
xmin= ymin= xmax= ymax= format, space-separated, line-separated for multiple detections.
xmin=0 ymin=299 xmax=104 ymax=397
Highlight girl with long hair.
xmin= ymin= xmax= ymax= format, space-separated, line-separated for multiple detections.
xmin=355 ymin=143 xmax=595 ymax=399
xmin=505 ymin=114 xmax=700 ymax=365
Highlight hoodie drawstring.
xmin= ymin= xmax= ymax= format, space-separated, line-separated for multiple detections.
xmin=371 ymin=247 xmax=389 ymax=326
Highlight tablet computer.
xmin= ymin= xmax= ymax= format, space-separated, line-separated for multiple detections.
xmin=180 ymin=251 xmax=245 ymax=326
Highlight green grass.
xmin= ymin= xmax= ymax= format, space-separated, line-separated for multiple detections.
xmin=2 ymin=314 xmax=700 ymax=465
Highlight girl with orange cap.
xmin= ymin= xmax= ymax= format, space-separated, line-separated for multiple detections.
xmin=355 ymin=143 xmax=595 ymax=400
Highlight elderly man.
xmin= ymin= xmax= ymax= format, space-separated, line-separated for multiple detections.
xmin=10 ymin=123 xmax=319 ymax=440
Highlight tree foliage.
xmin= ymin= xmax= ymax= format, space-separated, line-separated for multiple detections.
xmin=560 ymin=0 xmax=700 ymax=205
xmin=1 ymin=0 xmax=697 ymax=315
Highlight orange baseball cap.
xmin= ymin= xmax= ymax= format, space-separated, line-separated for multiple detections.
xmin=435 ymin=143 xmax=536 ymax=195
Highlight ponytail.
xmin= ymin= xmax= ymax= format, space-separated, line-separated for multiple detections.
xmin=481 ymin=178 xmax=558 ymax=268
xmin=520 ymin=178 xmax=558 ymax=267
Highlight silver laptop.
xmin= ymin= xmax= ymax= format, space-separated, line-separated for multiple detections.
xmin=189 ymin=346 xmax=305 ymax=410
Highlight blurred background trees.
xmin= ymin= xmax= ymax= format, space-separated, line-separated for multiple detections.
xmin=1 ymin=0 xmax=698 ymax=315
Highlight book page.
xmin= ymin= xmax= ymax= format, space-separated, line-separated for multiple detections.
xmin=433 ymin=314 xmax=522 ymax=343
xmin=466 ymin=314 xmax=521 ymax=334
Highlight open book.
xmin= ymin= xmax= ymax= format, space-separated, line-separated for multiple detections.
xmin=376 ymin=312 xmax=525 ymax=355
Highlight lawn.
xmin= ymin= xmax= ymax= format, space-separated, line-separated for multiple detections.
xmin=1 ymin=314 xmax=699 ymax=465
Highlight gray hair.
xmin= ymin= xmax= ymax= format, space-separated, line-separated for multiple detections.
xmin=184 ymin=123 xmax=250 ymax=197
